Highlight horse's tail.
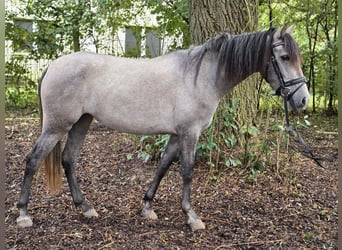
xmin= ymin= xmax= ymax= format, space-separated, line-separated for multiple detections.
xmin=39 ymin=67 xmax=63 ymax=195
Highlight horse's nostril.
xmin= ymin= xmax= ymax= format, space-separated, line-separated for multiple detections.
xmin=302 ymin=97 xmax=307 ymax=106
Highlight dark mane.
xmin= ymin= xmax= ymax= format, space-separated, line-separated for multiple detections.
xmin=189 ymin=28 xmax=277 ymax=85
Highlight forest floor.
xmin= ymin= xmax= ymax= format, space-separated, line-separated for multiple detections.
xmin=5 ymin=112 xmax=338 ymax=249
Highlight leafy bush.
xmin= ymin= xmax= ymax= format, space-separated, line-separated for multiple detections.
xmin=138 ymin=134 xmax=170 ymax=162
xmin=5 ymin=55 xmax=38 ymax=110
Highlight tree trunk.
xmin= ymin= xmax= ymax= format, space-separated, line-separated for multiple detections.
xmin=189 ymin=0 xmax=258 ymax=148
xmin=72 ymin=26 xmax=81 ymax=52
xmin=268 ymin=0 xmax=273 ymax=29
xmin=189 ymin=1 xmax=257 ymax=43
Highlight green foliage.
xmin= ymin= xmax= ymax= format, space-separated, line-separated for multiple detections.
xmin=6 ymin=0 xmax=137 ymax=60
xmin=304 ymin=232 xmax=314 ymax=240
xmin=5 ymin=55 xmax=38 ymax=109
xmin=197 ymin=100 xmax=239 ymax=163
xmin=138 ymin=135 xmax=170 ymax=162
xmin=5 ymin=16 xmax=33 ymax=53
xmin=147 ymin=0 xmax=190 ymax=48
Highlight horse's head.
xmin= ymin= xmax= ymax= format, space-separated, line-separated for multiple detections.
xmin=264 ymin=25 xmax=310 ymax=111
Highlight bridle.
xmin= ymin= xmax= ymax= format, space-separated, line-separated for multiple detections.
xmin=266 ymin=41 xmax=328 ymax=168
xmin=270 ymin=42 xmax=307 ymax=111
xmin=266 ymin=41 xmax=307 ymax=128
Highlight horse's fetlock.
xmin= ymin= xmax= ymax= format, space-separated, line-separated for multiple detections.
xmin=182 ymin=203 xmax=191 ymax=213
xmin=144 ymin=192 xmax=154 ymax=201
xmin=74 ymin=198 xmax=87 ymax=209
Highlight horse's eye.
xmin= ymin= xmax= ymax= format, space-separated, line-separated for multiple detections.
xmin=281 ymin=55 xmax=290 ymax=61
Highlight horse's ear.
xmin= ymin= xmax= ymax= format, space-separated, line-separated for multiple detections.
xmin=273 ymin=24 xmax=295 ymax=41
xmin=274 ymin=28 xmax=281 ymax=40
xmin=285 ymin=24 xmax=295 ymax=34
xmin=280 ymin=24 xmax=295 ymax=37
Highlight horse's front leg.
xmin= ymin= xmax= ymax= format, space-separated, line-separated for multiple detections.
xmin=179 ymin=133 xmax=205 ymax=231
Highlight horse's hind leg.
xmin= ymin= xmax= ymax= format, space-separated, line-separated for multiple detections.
xmin=17 ymin=131 xmax=65 ymax=228
xmin=61 ymin=114 xmax=98 ymax=218
xmin=141 ymin=135 xmax=179 ymax=220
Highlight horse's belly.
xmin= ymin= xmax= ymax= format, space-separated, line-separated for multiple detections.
xmin=91 ymin=106 xmax=176 ymax=135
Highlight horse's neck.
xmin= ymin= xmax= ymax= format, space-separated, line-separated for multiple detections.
xmin=214 ymin=63 xmax=259 ymax=99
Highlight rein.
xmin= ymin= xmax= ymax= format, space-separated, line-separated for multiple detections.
xmin=282 ymin=110 xmax=328 ymax=169
xmin=270 ymin=42 xmax=327 ymax=168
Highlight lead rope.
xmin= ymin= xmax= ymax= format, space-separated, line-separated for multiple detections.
xmin=283 ymin=100 xmax=327 ymax=169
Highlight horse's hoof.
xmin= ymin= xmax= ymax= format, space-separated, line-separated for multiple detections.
xmin=83 ymin=208 xmax=99 ymax=218
xmin=17 ymin=215 xmax=33 ymax=228
xmin=188 ymin=219 xmax=205 ymax=232
xmin=141 ymin=208 xmax=158 ymax=220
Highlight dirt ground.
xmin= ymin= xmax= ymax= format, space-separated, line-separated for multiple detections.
xmin=5 ymin=113 xmax=338 ymax=249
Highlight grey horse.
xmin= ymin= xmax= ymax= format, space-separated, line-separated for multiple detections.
xmin=16 ymin=25 xmax=309 ymax=231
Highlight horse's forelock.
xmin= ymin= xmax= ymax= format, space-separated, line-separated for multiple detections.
xmin=282 ymin=33 xmax=303 ymax=64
